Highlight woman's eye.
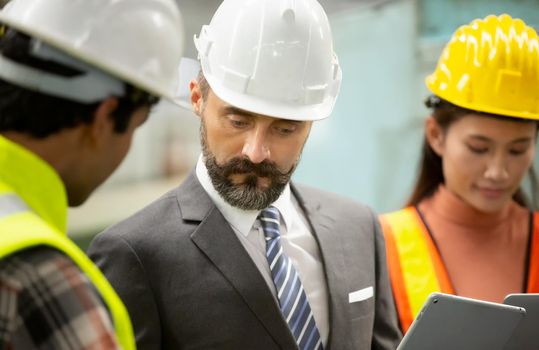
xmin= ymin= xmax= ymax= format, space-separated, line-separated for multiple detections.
xmin=467 ymin=145 xmax=488 ymax=154
xmin=509 ymin=148 xmax=527 ymax=155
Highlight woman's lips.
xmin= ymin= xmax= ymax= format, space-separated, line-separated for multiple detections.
xmin=478 ymin=187 xmax=506 ymax=198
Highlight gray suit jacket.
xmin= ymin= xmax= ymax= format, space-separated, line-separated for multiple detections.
xmin=88 ymin=172 xmax=401 ymax=349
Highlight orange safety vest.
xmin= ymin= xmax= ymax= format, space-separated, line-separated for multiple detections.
xmin=380 ymin=207 xmax=539 ymax=333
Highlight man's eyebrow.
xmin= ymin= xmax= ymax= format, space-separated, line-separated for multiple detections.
xmin=221 ymin=105 xmax=304 ymax=124
xmin=221 ymin=106 xmax=255 ymax=117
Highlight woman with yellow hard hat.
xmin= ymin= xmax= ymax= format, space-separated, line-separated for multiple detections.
xmin=380 ymin=14 xmax=539 ymax=333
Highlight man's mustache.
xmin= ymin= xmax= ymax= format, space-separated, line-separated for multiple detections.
xmin=221 ymin=157 xmax=291 ymax=179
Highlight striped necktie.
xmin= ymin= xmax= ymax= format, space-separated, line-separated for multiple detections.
xmin=259 ymin=207 xmax=323 ymax=350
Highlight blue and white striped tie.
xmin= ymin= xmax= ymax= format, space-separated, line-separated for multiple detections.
xmin=259 ymin=207 xmax=323 ymax=350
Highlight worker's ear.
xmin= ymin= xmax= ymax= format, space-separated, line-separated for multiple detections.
xmin=425 ymin=116 xmax=445 ymax=156
xmin=84 ymin=97 xmax=119 ymax=148
xmin=189 ymin=79 xmax=204 ymax=117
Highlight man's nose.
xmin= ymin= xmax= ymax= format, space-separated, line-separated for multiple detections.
xmin=242 ymin=129 xmax=270 ymax=164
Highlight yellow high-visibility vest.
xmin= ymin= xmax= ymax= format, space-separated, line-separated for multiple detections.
xmin=0 ymin=135 xmax=135 ymax=350
xmin=380 ymin=207 xmax=539 ymax=333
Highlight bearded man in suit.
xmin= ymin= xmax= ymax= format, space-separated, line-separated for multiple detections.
xmin=88 ymin=0 xmax=401 ymax=349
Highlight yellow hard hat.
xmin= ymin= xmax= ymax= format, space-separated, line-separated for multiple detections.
xmin=425 ymin=14 xmax=539 ymax=120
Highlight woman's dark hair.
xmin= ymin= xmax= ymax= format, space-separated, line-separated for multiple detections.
xmin=0 ymin=29 xmax=158 ymax=138
xmin=406 ymin=95 xmax=539 ymax=209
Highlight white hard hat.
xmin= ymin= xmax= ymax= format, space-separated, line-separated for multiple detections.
xmin=0 ymin=0 xmax=184 ymax=100
xmin=195 ymin=0 xmax=342 ymax=121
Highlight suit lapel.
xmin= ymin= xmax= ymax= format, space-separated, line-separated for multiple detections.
xmin=292 ymin=184 xmax=352 ymax=350
xmin=177 ymin=173 xmax=298 ymax=349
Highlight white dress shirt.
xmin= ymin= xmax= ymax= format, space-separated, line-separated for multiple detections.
xmin=196 ymin=156 xmax=329 ymax=345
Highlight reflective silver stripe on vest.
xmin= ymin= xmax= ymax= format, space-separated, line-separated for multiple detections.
xmin=0 ymin=194 xmax=29 ymax=220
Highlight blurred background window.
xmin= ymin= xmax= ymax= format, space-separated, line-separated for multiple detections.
xmin=420 ymin=0 xmax=539 ymax=40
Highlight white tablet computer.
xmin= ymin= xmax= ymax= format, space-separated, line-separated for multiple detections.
xmin=503 ymin=293 xmax=539 ymax=350
xmin=397 ymin=293 xmax=526 ymax=350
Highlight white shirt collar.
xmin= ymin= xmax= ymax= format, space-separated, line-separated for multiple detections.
xmin=196 ymin=155 xmax=294 ymax=237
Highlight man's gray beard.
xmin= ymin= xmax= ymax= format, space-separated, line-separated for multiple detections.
xmin=200 ymin=124 xmax=297 ymax=210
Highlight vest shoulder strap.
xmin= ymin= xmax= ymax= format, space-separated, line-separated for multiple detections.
xmin=527 ymin=212 xmax=539 ymax=292
xmin=380 ymin=207 xmax=453 ymax=332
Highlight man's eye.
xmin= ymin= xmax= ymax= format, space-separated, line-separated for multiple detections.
xmin=275 ymin=124 xmax=297 ymax=135
xmin=278 ymin=128 xmax=294 ymax=135
xmin=230 ymin=118 xmax=249 ymax=128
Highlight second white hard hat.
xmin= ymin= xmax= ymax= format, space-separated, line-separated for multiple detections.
xmin=0 ymin=0 xmax=184 ymax=100
xmin=195 ymin=0 xmax=342 ymax=121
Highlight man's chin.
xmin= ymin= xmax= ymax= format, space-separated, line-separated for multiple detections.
xmin=217 ymin=180 xmax=286 ymax=210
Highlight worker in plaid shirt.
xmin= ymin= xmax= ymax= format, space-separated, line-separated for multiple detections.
xmin=0 ymin=0 xmax=184 ymax=348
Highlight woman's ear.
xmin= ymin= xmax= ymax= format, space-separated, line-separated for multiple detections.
xmin=425 ymin=116 xmax=445 ymax=156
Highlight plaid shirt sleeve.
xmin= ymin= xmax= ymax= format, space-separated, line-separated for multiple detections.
xmin=0 ymin=246 xmax=120 ymax=350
